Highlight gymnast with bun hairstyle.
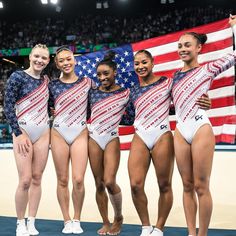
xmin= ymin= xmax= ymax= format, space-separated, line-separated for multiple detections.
xmin=88 ymin=51 xmax=128 ymax=235
xmin=172 ymin=15 xmax=236 ymax=236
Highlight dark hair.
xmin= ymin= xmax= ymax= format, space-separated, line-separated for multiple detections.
xmin=54 ymin=45 xmax=73 ymax=63
xmin=55 ymin=45 xmax=73 ymax=55
xmin=184 ymin=32 xmax=207 ymax=45
xmin=97 ymin=51 xmax=117 ymax=70
xmin=134 ymin=50 xmax=153 ymax=62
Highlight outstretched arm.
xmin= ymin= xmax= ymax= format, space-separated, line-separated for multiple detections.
xmin=229 ymin=14 xmax=236 ymax=44
xmin=203 ymin=16 xmax=236 ymax=78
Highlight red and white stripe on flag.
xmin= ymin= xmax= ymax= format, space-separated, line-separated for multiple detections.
xmin=119 ymin=18 xmax=236 ymax=150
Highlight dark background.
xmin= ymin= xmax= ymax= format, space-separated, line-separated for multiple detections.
xmin=0 ymin=0 xmax=235 ymax=20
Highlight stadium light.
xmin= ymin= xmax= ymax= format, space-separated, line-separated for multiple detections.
xmin=50 ymin=0 xmax=58 ymax=4
xmin=103 ymin=1 xmax=109 ymax=9
xmin=96 ymin=0 xmax=109 ymax=9
xmin=160 ymin=0 xmax=174 ymax=4
xmin=0 ymin=1 xmax=3 ymax=8
xmin=41 ymin=0 xmax=48 ymax=4
xmin=96 ymin=1 xmax=102 ymax=9
xmin=55 ymin=5 xmax=61 ymax=12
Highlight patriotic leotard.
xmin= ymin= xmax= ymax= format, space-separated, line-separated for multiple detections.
xmin=172 ymin=53 xmax=236 ymax=144
xmin=88 ymin=87 xmax=130 ymax=150
xmin=49 ymin=77 xmax=91 ymax=145
xmin=4 ymin=70 xmax=49 ymax=143
xmin=122 ymin=76 xmax=173 ymax=149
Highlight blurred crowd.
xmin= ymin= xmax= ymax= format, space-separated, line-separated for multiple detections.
xmin=0 ymin=6 xmax=232 ymax=49
xmin=0 ymin=64 xmax=12 ymax=124
xmin=0 ymin=5 xmax=234 ymax=124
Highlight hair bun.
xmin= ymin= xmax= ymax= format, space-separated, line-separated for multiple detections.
xmin=197 ymin=34 xmax=207 ymax=45
xmin=103 ymin=50 xmax=116 ymax=61
xmin=96 ymin=50 xmax=117 ymax=70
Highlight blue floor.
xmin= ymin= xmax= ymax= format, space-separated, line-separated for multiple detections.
xmin=1 ymin=216 xmax=236 ymax=236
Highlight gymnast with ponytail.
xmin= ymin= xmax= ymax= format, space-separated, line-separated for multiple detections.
xmin=172 ymin=15 xmax=236 ymax=236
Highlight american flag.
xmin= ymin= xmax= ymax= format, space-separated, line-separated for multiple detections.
xmin=75 ymin=18 xmax=236 ymax=149
xmin=75 ymin=44 xmax=139 ymax=88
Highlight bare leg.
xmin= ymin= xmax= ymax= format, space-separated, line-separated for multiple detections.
xmin=28 ymin=129 xmax=50 ymax=217
xmin=128 ymin=134 xmax=151 ymax=226
xmin=13 ymin=133 xmax=33 ymax=220
xmin=174 ymin=129 xmax=197 ymax=236
xmin=89 ymin=137 xmax=110 ymax=235
xmin=152 ymin=131 xmax=174 ymax=231
xmin=192 ymin=125 xmax=214 ymax=236
xmin=71 ymin=129 xmax=88 ymax=221
xmin=103 ymin=138 xmax=123 ymax=235
xmin=51 ymin=128 xmax=71 ymax=222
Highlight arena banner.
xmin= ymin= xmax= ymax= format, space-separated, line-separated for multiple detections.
xmin=0 ymin=43 xmax=117 ymax=57
xmin=75 ymin=18 xmax=236 ymax=149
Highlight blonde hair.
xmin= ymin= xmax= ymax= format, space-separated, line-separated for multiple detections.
xmin=31 ymin=44 xmax=49 ymax=54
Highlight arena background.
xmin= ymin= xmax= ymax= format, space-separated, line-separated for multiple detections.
xmin=0 ymin=0 xmax=236 ymax=235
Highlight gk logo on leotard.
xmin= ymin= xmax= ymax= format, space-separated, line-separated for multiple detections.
xmin=81 ymin=121 xmax=85 ymax=126
xmin=195 ymin=115 xmax=203 ymax=121
xmin=111 ymin=131 xmax=117 ymax=136
xmin=160 ymin=125 xmax=167 ymax=130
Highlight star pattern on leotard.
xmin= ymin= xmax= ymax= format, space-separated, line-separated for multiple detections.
xmin=4 ymin=70 xmax=45 ymax=136
xmin=89 ymin=87 xmax=126 ymax=108
xmin=48 ymin=78 xmax=83 ymax=102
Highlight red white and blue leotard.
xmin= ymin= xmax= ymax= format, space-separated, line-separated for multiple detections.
xmin=4 ymin=70 xmax=49 ymax=143
xmin=88 ymin=87 xmax=130 ymax=150
xmin=172 ymin=53 xmax=236 ymax=143
xmin=49 ymin=77 xmax=91 ymax=145
xmin=122 ymin=76 xmax=173 ymax=149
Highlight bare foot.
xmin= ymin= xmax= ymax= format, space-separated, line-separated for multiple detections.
xmin=108 ymin=215 xmax=123 ymax=235
xmin=97 ymin=224 xmax=111 ymax=235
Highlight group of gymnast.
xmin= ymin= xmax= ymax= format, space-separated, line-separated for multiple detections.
xmin=4 ymin=15 xmax=236 ymax=236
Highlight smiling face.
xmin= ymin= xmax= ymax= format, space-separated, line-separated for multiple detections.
xmin=55 ymin=49 xmax=76 ymax=74
xmin=178 ymin=34 xmax=202 ymax=63
xmin=29 ymin=47 xmax=50 ymax=73
xmin=134 ymin=52 xmax=154 ymax=79
xmin=97 ymin=64 xmax=117 ymax=89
